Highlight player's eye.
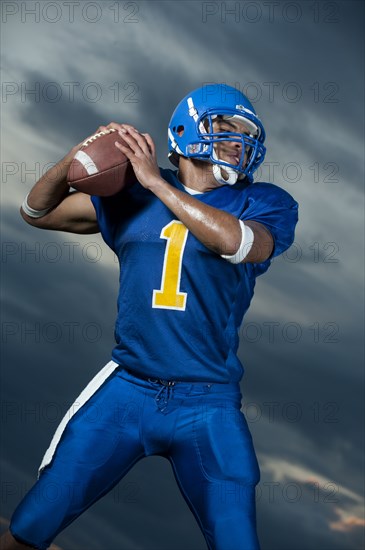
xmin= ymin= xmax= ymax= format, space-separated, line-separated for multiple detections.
xmin=215 ymin=125 xmax=232 ymax=133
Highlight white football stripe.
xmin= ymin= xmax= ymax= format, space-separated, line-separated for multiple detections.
xmin=74 ymin=150 xmax=98 ymax=175
xmin=38 ymin=360 xmax=119 ymax=476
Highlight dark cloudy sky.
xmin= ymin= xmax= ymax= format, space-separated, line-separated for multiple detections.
xmin=1 ymin=1 xmax=364 ymax=549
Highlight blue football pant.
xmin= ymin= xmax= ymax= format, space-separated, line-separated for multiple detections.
xmin=10 ymin=367 xmax=260 ymax=550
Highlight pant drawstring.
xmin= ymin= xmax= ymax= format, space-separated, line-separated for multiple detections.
xmin=155 ymin=384 xmax=174 ymax=413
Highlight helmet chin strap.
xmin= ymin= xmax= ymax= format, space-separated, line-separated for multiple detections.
xmin=212 ymin=149 xmax=239 ymax=185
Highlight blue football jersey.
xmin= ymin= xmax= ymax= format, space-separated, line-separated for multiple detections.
xmin=91 ymin=169 xmax=298 ymax=383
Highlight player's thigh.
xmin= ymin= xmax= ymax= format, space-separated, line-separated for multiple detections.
xmin=194 ymin=396 xmax=260 ymax=484
xmin=170 ymin=396 xmax=259 ymax=497
xmin=10 ymin=372 xmax=144 ymax=548
xmin=170 ymin=399 xmax=260 ymax=549
xmin=47 ymin=370 xmax=144 ymax=473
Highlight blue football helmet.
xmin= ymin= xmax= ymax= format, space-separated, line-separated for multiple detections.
xmin=168 ymin=84 xmax=266 ymax=185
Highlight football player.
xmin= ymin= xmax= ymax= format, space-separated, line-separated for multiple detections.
xmin=1 ymin=84 xmax=298 ymax=550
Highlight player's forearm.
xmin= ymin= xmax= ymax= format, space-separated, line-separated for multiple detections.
xmin=25 ymin=147 xmax=79 ymax=211
xmin=149 ymin=176 xmax=242 ymax=255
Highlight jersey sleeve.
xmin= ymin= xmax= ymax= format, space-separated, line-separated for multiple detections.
xmin=90 ymin=194 xmax=121 ymax=251
xmin=241 ymin=182 xmax=298 ymax=258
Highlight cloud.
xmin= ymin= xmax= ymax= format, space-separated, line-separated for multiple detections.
xmin=257 ymin=456 xmax=365 ymax=549
xmin=330 ymin=508 xmax=365 ymax=533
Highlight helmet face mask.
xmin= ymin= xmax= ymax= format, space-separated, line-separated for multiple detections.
xmin=168 ymin=84 xmax=266 ymax=184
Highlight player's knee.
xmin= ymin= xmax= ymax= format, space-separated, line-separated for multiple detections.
xmin=10 ymin=503 xmax=53 ymax=550
xmin=0 ymin=529 xmax=35 ymax=550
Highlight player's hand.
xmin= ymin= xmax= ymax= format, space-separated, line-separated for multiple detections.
xmin=115 ymin=125 xmax=161 ymax=189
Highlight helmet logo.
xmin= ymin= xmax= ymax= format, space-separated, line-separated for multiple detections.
xmin=236 ymin=104 xmax=255 ymax=117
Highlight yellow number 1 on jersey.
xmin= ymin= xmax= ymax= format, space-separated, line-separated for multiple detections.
xmin=152 ymin=220 xmax=189 ymax=311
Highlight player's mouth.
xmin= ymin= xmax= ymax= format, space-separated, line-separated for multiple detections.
xmin=215 ymin=144 xmax=243 ymax=166
xmin=224 ymin=153 xmax=241 ymax=165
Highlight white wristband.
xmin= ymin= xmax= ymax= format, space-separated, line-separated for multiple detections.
xmin=221 ymin=220 xmax=254 ymax=264
xmin=21 ymin=193 xmax=51 ymax=218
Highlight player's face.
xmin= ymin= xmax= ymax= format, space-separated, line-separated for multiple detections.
xmin=211 ymin=117 xmax=251 ymax=168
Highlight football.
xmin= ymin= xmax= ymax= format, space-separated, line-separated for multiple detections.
xmin=67 ymin=128 xmax=135 ymax=196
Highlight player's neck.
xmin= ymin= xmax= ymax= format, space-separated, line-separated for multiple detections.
xmin=177 ymin=158 xmax=220 ymax=193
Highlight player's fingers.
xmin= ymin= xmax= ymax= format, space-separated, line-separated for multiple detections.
xmin=141 ymin=133 xmax=155 ymax=156
xmin=118 ymin=129 xmax=148 ymax=158
xmin=125 ymin=128 xmax=152 ymax=156
xmin=106 ymin=122 xmax=126 ymax=132
xmin=115 ymin=141 xmax=134 ymax=159
xmin=120 ymin=123 xmax=138 ymax=133
xmin=116 ymin=132 xmax=141 ymax=156
xmin=118 ymin=129 xmax=139 ymax=152
xmin=119 ymin=124 xmax=146 ymax=138
xmin=97 ymin=125 xmax=109 ymax=133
